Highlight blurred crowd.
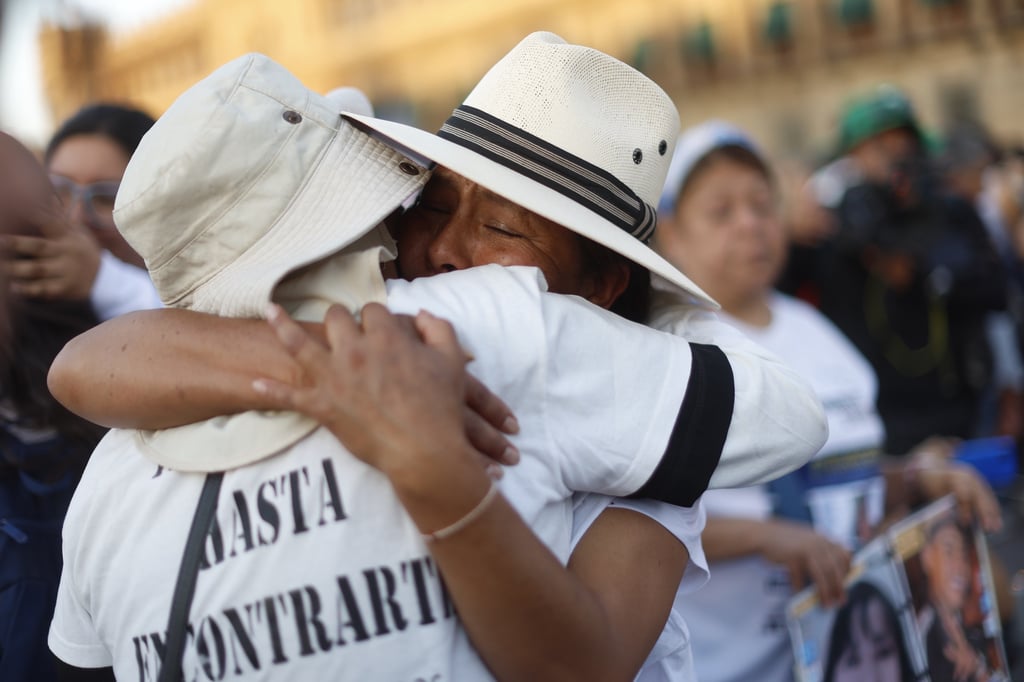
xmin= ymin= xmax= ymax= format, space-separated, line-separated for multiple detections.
xmin=655 ymin=87 xmax=1024 ymax=682
xmin=1 ymin=34 xmax=1023 ymax=682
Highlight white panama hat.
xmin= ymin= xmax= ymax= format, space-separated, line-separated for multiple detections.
xmin=658 ymin=120 xmax=766 ymax=216
xmin=344 ymin=31 xmax=718 ymax=309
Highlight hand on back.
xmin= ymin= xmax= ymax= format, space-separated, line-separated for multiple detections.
xmin=254 ymin=302 xmax=520 ymax=478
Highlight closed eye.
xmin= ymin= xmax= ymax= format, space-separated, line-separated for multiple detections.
xmin=485 ymin=223 xmax=523 ymax=238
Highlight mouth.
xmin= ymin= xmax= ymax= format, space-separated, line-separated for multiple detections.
xmin=945 ymin=574 xmax=968 ymax=602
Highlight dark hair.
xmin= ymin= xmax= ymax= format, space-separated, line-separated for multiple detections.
xmin=823 ymin=581 xmax=917 ymax=682
xmin=0 ymin=296 xmax=107 ymax=480
xmin=676 ymin=144 xmax=774 ymax=207
xmin=0 ymin=133 xmax=107 ymax=480
xmin=44 ymin=103 xmax=155 ymax=165
xmin=576 ymin=235 xmax=652 ymax=323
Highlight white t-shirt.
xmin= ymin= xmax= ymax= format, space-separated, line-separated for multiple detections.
xmin=90 ymin=251 xmax=163 ymax=320
xmin=50 ymin=265 xmax=701 ymax=681
xmin=679 ymin=292 xmax=885 ymax=682
xmin=52 ymin=267 xmax=829 ymax=680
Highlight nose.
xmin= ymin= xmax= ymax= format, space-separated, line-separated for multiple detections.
xmin=735 ymin=203 xmax=763 ymax=235
xmin=425 ymin=216 xmax=473 ymax=274
xmin=65 ymin=195 xmax=90 ymax=229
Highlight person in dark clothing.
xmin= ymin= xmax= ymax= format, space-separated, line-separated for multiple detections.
xmin=0 ymin=132 xmax=109 ymax=682
xmin=784 ymin=86 xmax=1007 ymax=455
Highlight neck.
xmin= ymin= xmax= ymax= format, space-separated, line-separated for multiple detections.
xmin=719 ymin=290 xmax=773 ymax=328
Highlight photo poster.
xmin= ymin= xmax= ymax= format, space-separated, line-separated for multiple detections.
xmin=888 ymin=496 xmax=1010 ymax=682
xmin=786 ymin=537 xmax=928 ymax=682
xmin=786 ymin=496 xmax=1010 ymax=682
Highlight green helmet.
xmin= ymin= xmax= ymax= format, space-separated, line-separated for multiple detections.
xmin=837 ymin=85 xmax=922 ymax=154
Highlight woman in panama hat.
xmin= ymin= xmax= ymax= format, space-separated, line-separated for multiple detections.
xmin=51 ymin=33 xmax=826 ymax=680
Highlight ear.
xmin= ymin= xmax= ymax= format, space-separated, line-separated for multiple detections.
xmin=582 ymin=260 xmax=630 ymax=310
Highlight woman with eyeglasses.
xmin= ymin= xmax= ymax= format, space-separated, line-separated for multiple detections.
xmin=1 ymin=104 xmax=162 ymax=319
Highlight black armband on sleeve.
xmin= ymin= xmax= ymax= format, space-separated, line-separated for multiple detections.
xmin=629 ymin=342 xmax=734 ymax=507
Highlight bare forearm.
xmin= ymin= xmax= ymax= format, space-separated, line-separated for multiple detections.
xmin=387 ymin=457 xmax=658 ymax=682
xmin=701 ymin=516 xmax=774 ymax=562
xmin=48 ymin=309 xmax=303 ymax=428
xmin=257 ymin=304 xmax=681 ymax=679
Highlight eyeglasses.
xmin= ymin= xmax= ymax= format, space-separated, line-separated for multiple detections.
xmin=49 ymin=174 xmax=120 ymax=229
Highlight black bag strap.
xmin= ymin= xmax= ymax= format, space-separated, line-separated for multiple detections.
xmin=157 ymin=472 xmax=224 ymax=682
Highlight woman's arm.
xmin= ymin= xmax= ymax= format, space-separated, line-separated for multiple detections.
xmin=48 ymin=307 xmax=519 ymax=463
xmin=701 ymin=516 xmax=851 ymax=607
xmin=48 ymin=309 xmax=301 ymax=428
xmin=259 ymin=303 xmax=688 ymax=681
xmin=439 ymin=502 xmax=687 ymax=681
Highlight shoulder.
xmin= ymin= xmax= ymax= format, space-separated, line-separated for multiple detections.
xmin=938 ymin=193 xmax=987 ymax=231
xmin=387 ymin=265 xmax=549 ymax=311
xmin=648 ymin=288 xmax=743 ymax=346
xmin=76 ymin=429 xmax=144 ymax=486
xmin=770 ymin=292 xmax=833 ymax=332
xmin=62 ymin=429 xmax=155 ymax=540
xmin=770 ymin=292 xmax=860 ymax=351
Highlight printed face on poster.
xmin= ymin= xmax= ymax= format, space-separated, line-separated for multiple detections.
xmin=889 ymin=497 xmax=1009 ymax=682
xmin=787 ymin=497 xmax=1010 ymax=682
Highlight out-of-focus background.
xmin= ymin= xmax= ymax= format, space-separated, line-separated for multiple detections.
xmin=2 ymin=0 xmax=1023 ymax=157
xmin=2 ymin=2 xmax=1024 ymax=678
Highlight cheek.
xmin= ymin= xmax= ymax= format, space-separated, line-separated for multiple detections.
xmin=473 ymin=243 xmax=556 ymax=278
xmin=766 ymin=217 xmax=788 ymax=251
xmin=671 ymin=220 xmax=729 ymax=272
xmin=395 ymin=223 xmax=431 ymax=276
xmin=486 ymin=240 xmax=582 ymax=294
xmin=705 ymin=238 xmax=746 ymax=278
xmin=761 ymin=221 xmax=789 ymax=272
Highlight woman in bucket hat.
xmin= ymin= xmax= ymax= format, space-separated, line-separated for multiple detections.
xmin=50 ymin=36 xmax=825 ymax=680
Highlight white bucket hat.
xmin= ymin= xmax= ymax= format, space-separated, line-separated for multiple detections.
xmin=113 ymin=54 xmax=430 ymax=472
xmin=115 ymin=52 xmax=429 ymax=318
xmin=344 ymin=31 xmax=718 ymax=309
xmin=658 ymin=120 xmax=767 ymax=216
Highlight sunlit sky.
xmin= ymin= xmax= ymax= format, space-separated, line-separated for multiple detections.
xmin=0 ymin=0 xmax=193 ymax=147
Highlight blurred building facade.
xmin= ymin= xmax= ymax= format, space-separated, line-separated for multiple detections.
xmin=39 ymin=0 xmax=1024 ymax=159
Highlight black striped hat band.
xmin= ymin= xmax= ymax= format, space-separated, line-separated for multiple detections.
xmin=437 ymin=105 xmax=657 ymax=243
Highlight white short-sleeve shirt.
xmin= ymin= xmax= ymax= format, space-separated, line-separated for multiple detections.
xmin=678 ymin=293 xmax=885 ymax=682
xmin=50 ymin=265 xmax=702 ymax=680
xmin=90 ymin=251 xmax=163 ymax=320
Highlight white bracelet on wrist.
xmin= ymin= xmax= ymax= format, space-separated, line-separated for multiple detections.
xmin=422 ymin=480 xmax=500 ymax=543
